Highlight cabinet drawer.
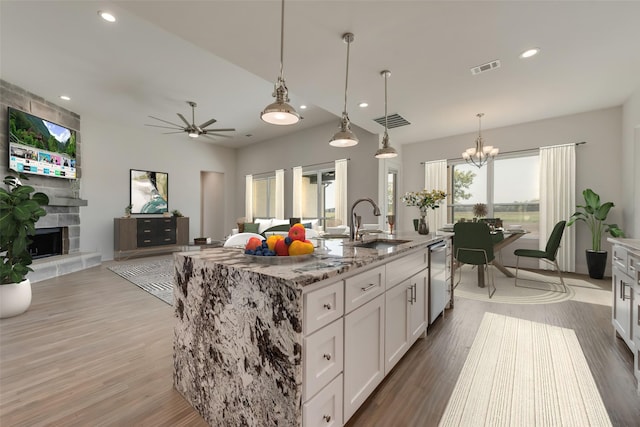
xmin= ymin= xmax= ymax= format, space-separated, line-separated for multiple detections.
xmin=344 ymin=265 xmax=385 ymax=314
xmin=304 ymin=281 xmax=344 ymax=335
xmin=303 ymin=319 xmax=343 ymax=401
xmin=627 ymin=252 xmax=640 ymax=280
xmin=612 ymin=245 xmax=628 ymax=271
xmin=303 ymin=373 xmax=342 ymax=427
xmin=386 ymin=248 xmax=428 ymax=289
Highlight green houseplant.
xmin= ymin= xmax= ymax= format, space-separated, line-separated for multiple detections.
xmin=0 ymin=174 xmax=49 ymax=318
xmin=567 ymin=188 xmax=624 ymax=279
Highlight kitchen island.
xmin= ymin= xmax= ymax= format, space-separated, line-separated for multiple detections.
xmin=173 ymin=233 xmax=449 ymax=426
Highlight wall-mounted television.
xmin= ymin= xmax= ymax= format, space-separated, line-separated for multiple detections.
xmin=130 ymin=169 xmax=169 ymax=214
xmin=8 ymin=106 xmax=77 ymax=179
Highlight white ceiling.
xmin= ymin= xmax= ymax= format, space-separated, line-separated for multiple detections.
xmin=2 ymin=1 xmax=640 ymax=149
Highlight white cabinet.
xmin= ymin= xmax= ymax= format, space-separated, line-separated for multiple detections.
xmin=385 ymin=269 xmax=428 ymax=374
xmin=304 ymin=280 xmax=344 ymax=335
xmin=343 ymin=294 xmax=385 ymax=422
xmin=384 ymin=279 xmax=410 ymax=373
xmin=613 ymin=265 xmax=633 ymax=348
xmin=303 ymin=374 xmax=343 ymax=427
xmin=304 ymin=319 xmax=344 ymax=400
xmin=409 ymin=270 xmax=428 ymax=344
xmin=610 ymin=240 xmax=640 ymax=391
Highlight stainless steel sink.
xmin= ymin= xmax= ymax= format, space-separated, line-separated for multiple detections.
xmin=351 ymin=239 xmax=412 ymax=250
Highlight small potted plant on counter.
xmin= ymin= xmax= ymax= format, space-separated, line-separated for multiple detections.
xmin=0 ymin=174 xmax=49 ymax=318
xmin=567 ymin=188 xmax=624 ymax=279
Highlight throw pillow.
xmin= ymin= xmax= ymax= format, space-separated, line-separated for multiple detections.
xmin=243 ymin=222 xmax=260 ymax=234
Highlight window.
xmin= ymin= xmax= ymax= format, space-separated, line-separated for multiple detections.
xmin=302 ymin=168 xmax=335 ymax=227
xmin=387 ymin=170 xmax=397 ymax=215
xmin=252 ymin=176 xmax=276 ymax=218
xmin=450 ymin=153 xmax=540 ymax=237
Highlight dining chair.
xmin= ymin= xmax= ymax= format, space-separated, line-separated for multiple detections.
xmin=513 ymin=220 xmax=567 ymax=293
xmin=453 ymin=222 xmax=496 ymax=298
xmin=223 ymin=232 xmax=264 ymax=247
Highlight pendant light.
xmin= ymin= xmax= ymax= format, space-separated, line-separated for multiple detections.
xmin=261 ymin=0 xmax=300 ymax=125
xmin=461 ymin=113 xmax=499 ymax=168
xmin=375 ymin=70 xmax=398 ymax=159
xmin=329 ymin=33 xmax=358 ymax=147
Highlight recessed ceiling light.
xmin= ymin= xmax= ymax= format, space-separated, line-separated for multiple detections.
xmin=59 ymin=95 xmax=71 ymax=101
xmin=300 ymin=105 xmax=307 ymax=110
xmin=520 ymin=48 xmax=540 ymax=59
xmin=359 ymin=102 xmax=368 ymax=108
xmin=98 ymin=10 xmax=116 ymax=23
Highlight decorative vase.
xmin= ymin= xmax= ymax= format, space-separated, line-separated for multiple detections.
xmin=413 ymin=219 xmax=419 ymax=231
xmin=0 ymin=279 xmax=32 ymax=318
xmin=418 ymin=216 xmax=429 ymax=235
xmin=586 ymin=250 xmax=608 ymax=279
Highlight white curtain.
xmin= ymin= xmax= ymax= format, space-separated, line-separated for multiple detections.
xmin=245 ymin=174 xmax=253 ymax=223
xmin=275 ymin=169 xmax=284 ymax=219
xmin=335 ymin=159 xmax=348 ymax=226
xmin=292 ymin=166 xmax=303 ymax=218
xmin=539 ymin=143 xmax=575 ymax=272
xmin=424 ymin=159 xmax=448 ymax=232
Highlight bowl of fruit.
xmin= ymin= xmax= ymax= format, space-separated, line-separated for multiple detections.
xmin=243 ymin=223 xmax=315 ymax=263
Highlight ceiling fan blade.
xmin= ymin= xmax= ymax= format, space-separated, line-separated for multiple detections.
xmin=204 ymin=133 xmax=233 ymax=139
xmin=145 ymin=124 xmax=184 ymax=130
xmin=149 ymin=115 xmax=185 ymax=128
xmin=177 ymin=113 xmax=191 ymax=127
xmin=198 ymin=118 xmax=218 ymax=129
xmin=203 ymin=128 xmax=236 ymax=133
xmin=162 ymin=131 xmax=185 ymax=134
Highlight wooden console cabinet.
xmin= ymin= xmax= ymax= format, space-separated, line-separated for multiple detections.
xmin=114 ymin=217 xmax=189 ymax=259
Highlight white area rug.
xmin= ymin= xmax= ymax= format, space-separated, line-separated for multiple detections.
xmin=439 ymin=312 xmax=612 ymax=427
xmin=108 ymin=258 xmax=173 ymax=305
xmin=454 ymin=266 xmax=611 ymax=306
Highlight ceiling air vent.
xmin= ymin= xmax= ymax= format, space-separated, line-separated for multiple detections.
xmin=470 ymin=59 xmax=501 ymax=75
xmin=373 ymin=113 xmax=411 ymax=129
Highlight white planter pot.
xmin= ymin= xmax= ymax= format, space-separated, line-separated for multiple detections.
xmin=0 ymin=279 xmax=32 ymax=319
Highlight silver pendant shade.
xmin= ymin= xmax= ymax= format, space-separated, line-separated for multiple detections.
xmin=374 ymin=70 xmax=398 ymax=159
xmin=261 ymin=0 xmax=300 ymax=126
xmin=329 ymin=32 xmax=359 ymax=147
xmin=462 ymin=113 xmax=499 ymax=167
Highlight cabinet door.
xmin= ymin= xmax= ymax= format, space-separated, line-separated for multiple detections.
xmin=409 ymin=270 xmax=428 ymax=344
xmin=303 ymin=374 xmax=343 ymax=427
xmin=612 ymin=266 xmax=633 ymax=347
xmin=303 ymin=319 xmax=344 ymax=401
xmin=384 ymin=280 xmax=410 ymax=374
xmin=344 ymin=294 xmax=385 ymax=423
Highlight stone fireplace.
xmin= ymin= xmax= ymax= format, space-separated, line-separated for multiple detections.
xmin=29 ymin=227 xmax=69 ymax=259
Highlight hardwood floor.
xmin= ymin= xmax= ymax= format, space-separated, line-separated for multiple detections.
xmin=1 ymin=258 xmax=638 ymax=426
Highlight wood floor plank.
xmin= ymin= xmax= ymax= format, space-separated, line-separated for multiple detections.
xmin=1 ymin=258 xmax=638 ymax=426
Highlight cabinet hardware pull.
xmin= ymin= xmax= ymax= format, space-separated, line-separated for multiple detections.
xmin=323 ymin=353 xmax=331 ymax=361
xmin=407 ymin=287 xmax=412 ymax=304
xmin=361 ymin=283 xmax=377 ymax=292
xmin=413 ymin=283 xmax=417 ymax=303
xmin=144 ymin=230 xmax=151 ymax=233
xmin=323 ymin=415 xmax=331 ymax=422
xmin=323 ymin=303 xmax=332 ymax=310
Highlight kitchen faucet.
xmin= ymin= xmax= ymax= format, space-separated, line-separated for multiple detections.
xmin=349 ymin=198 xmax=381 ymax=241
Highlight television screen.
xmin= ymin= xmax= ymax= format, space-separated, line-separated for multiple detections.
xmin=8 ymin=107 xmax=77 ymax=179
xmin=130 ymin=169 xmax=169 ymax=214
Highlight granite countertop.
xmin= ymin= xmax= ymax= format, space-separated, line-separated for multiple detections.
xmin=174 ymin=232 xmax=448 ymax=288
xmin=608 ymin=237 xmax=640 ymax=252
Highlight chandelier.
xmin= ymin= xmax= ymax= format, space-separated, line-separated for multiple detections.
xmin=462 ymin=113 xmax=498 ymax=168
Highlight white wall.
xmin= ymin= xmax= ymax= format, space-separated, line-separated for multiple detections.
xmin=79 ymin=114 xmax=236 ymax=260
xmin=235 ymin=121 xmax=383 ymax=225
xmin=401 ymin=107 xmax=623 ymax=275
xmin=622 ymin=85 xmax=640 ymax=238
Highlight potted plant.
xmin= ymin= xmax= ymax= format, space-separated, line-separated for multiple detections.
xmin=0 ymin=174 xmax=49 ymax=318
xmin=567 ymin=188 xmax=624 ymax=279
xmin=124 ymin=203 xmax=132 ymax=218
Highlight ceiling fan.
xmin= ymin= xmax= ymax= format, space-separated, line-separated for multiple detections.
xmin=146 ymin=101 xmax=235 ymax=139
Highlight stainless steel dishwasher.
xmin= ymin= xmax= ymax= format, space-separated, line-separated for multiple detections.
xmin=429 ymin=240 xmax=448 ymax=324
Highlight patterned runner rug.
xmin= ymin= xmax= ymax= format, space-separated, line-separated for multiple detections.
xmin=439 ymin=312 xmax=611 ymax=426
xmin=108 ymin=258 xmax=173 ymax=305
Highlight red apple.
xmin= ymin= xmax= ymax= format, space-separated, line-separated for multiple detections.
xmin=274 ymin=238 xmax=289 ymax=256
xmin=245 ymin=237 xmax=263 ymax=251
xmin=288 ymin=224 xmax=306 ymax=242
